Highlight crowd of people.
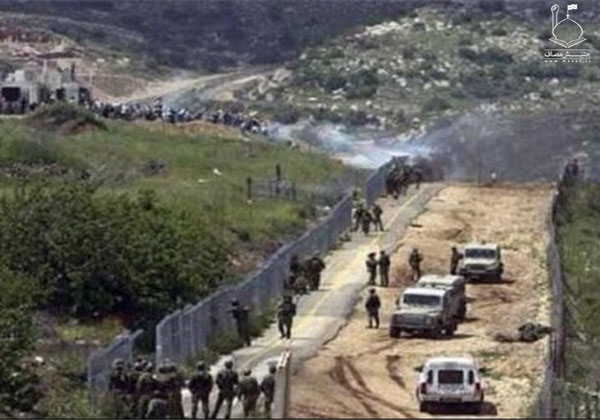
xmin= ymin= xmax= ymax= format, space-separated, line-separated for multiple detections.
xmin=385 ymin=160 xmax=425 ymax=198
xmin=85 ymin=98 xmax=268 ymax=134
xmin=108 ymin=357 xmax=277 ymax=419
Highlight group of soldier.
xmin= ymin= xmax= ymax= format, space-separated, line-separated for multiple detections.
xmin=285 ymin=253 xmax=326 ymax=296
xmin=352 ymin=202 xmax=384 ymax=235
xmin=365 ymin=250 xmax=391 ymax=287
xmin=385 ymin=160 xmax=424 ymax=199
xmin=108 ymin=357 xmax=277 ymax=419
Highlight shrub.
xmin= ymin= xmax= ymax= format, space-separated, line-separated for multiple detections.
xmin=458 ymin=36 xmax=473 ymax=46
xmin=0 ymin=182 xmax=231 ymax=326
xmin=423 ymin=97 xmax=451 ymax=112
xmin=273 ymin=105 xmax=301 ymax=124
xmin=29 ymin=103 xmax=106 ymax=132
xmin=491 ymin=27 xmax=507 ymax=36
xmin=403 ymin=46 xmax=416 ymax=60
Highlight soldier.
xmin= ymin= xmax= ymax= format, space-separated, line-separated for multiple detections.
xmin=145 ymin=389 xmax=169 ymax=419
xmin=168 ymin=362 xmax=185 ymax=419
xmin=260 ymin=365 xmax=277 ymax=418
xmin=372 ymin=203 xmax=384 ymax=231
xmin=408 ymin=248 xmax=423 ymax=282
xmin=230 ymin=299 xmax=252 ymax=347
xmin=365 ymin=289 xmax=381 ymax=329
xmin=449 ymin=246 xmax=464 ymax=275
xmin=137 ymin=362 xmax=157 ymax=419
xmin=306 ymin=254 xmax=326 ymax=291
xmin=189 ymin=361 xmax=213 ymax=419
xmin=109 ymin=358 xmax=131 ymax=418
xmin=361 ymin=209 xmax=373 ymax=236
xmin=378 ymin=250 xmax=391 ymax=287
xmin=128 ymin=360 xmax=146 ymax=417
xmin=289 ymin=254 xmax=303 ymax=279
xmin=277 ymin=295 xmax=297 ymax=339
xmin=352 ymin=202 xmax=365 ymax=232
xmin=237 ymin=369 xmax=260 ymax=418
xmin=366 ymin=252 xmax=377 ymax=286
xmin=211 ymin=360 xmax=239 ymax=419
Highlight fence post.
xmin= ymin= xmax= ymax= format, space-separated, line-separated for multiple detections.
xmin=246 ymin=177 xmax=252 ymax=201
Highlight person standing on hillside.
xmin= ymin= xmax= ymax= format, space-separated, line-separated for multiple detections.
xmin=189 ymin=362 xmax=213 ymax=419
xmin=306 ymin=254 xmax=326 ymax=291
xmin=378 ymin=250 xmax=391 ymax=287
xmin=365 ymin=289 xmax=381 ymax=329
xmin=361 ymin=209 xmax=373 ymax=236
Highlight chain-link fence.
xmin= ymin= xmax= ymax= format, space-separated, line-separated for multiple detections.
xmin=248 ymin=177 xmax=345 ymax=207
xmin=87 ymin=329 xmax=143 ymax=392
xmin=155 ymin=159 xmax=394 ymax=366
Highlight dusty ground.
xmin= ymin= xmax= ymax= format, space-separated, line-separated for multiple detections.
xmin=289 ymin=183 xmax=555 ymax=418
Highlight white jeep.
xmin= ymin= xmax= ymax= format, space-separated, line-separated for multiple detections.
xmin=458 ymin=243 xmax=503 ymax=282
xmin=415 ymin=356 xmax=485 ymax=413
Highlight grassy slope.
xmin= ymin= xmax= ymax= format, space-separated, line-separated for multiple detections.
xmin=556 ymin=183 xmax=600 ymax=388
xmin=0 ymin=115 xmax=357 ymax=273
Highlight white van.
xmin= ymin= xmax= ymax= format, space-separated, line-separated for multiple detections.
xmin=415 ymin=356 xmax=485 ymax=413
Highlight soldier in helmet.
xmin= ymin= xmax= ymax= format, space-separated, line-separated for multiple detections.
xmin=366 ymin=252 xmax=377 ymax=286
xmin=189 ymin=361 xmax=213 ymax=419
xmin=260 ymin=365 xmax=277 ymax=418
xmin=237 ymin=369 xmax=260 ymax=418
xmin=378 ymin=250 xmax=391 ymax=287
xmin=277 ymin=295 xmax=297 ymax=339
xmin=372 ymin=203 xmax=384 ymax=232
xmin=306 ymin=253 xmax=326 ymax=291
xmin=408 ymin=248 xmax=423 ymax=282
xmin=166 ymin=362 xmax=185 ymax=419
xmin=449 ymin=246 xmax=464 ymax=275
xmin=230 ymin=299 xmax=251 ymax=347
xmin=127 ymin=359 xmax=146 ymax=416
xmin=136 ymin=361 xmax=157 ymax=419
xmin=365 ymin=288 xmax=381 ymax=329
xmin=109 ymin=358 xmax=131 ymax=418
xmin=361 ymin=209 xmax=373 ymax=236
xmin=211 ymin=360 xmax=239 ymax=419
xmin=352 ymin=202 xmax=365 ymax=232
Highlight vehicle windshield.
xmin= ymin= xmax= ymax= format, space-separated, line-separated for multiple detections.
xmin=465 ymin=248 xmax=496 ymax=259
xmin=403 ymin=294 xmax=441 ymax=307
xmin=438 ymin=369 xmax=464 ymax=385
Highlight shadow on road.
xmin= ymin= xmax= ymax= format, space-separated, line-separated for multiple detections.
xmin=427 ymin=401 xmax=498 ymax=416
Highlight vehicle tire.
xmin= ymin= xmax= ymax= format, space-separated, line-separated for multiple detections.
xmin=443 ymin=323 xmax=456 ymax=337
xmin=419 ymin=402 xmax=429 ymax=413
xmin=390 ymin=328 xmax=401 ymax=338
xmin=470 ymin=401 xmax=483 ymax=414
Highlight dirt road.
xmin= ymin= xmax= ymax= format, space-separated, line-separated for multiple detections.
xmin=182 ymin=184 xmax=443 ymax=418
xmin=289 ymin=183 xmax=555 ymax=418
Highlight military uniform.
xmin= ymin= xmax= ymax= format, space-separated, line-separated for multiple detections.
xmin=450 ymin=247 xmax=463 ymax=275
xmin=361 ymin=210 xmax=373 ymax=235
xmin=145 ymin=391 xmax=168 ymax=419
xmin=372 ymin=204 xmax=384 ymax=231
xmin=109 ymin=360 xmax=131 ymax=418
xmin=365 ymin=289 xmax=381 ymax=329
xmin=238 ymin=370 xmax=260 ymax=418
xmin=353 ymin=204 xmax=365 ymax=232
xmin=409 ymin=249 xmax=423 ymax=282
xmin=127 ymin=361 xmax=145 ymax=417
xmin=260 ymin=366 xmax=277 ymax=418
xmin=211 ymin=361 xmax=239 ymax=419
xmin=378 ymin=251 xmax=391 ymax=287
xmin=189 ymin=363 xmax=213 ymax=419
xmin=366 ymin=254 xmax=377 ymax=286
xmin=137 ymin=366 xmax=158 ymax=419
xmin=230 ymin=300 xmax=252 ymax=347
xmin=306 ymin=256 xmax=326 ymax=291
xmin=277 ymin=296 xmax=297 ymax=339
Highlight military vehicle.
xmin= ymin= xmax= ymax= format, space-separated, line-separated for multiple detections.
xmin=416 ymin=274 xmax=467 ymax=320
xmin=458 ymin=243 xmax=503 ymax=282
xmin=415 ymin=356 xmax=485 ymax=413
xmin=390 ymin=286 xmax=460 ymax=339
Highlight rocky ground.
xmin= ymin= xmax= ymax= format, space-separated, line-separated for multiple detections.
xmin=289 ymin=183 xmax=555 ymax=418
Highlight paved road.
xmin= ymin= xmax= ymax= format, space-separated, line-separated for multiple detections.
xmin=182 ymin=184 xmax=443 ymax=418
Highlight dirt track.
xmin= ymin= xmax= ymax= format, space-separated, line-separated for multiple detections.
xmin=289 ymin=183 xmax=555 ymax=418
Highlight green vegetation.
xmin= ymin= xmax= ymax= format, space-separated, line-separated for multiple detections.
xmin=0 ymin=104 xmax=356 ymax=415
xmin=556 ymin=183 xmax=600 ymax=389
